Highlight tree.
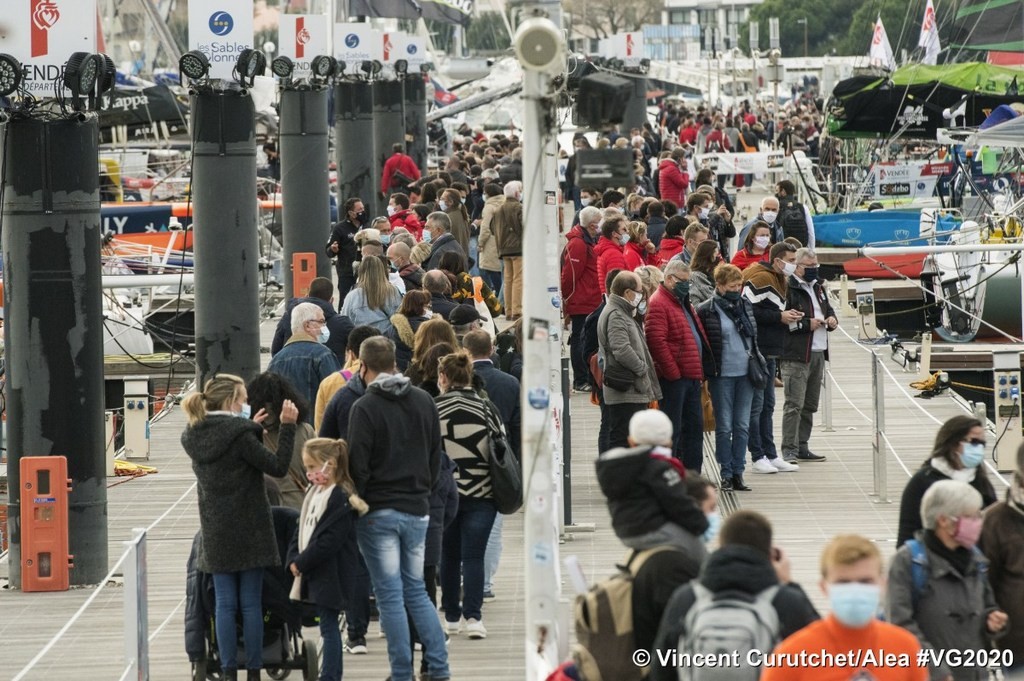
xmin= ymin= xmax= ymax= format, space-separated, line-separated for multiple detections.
xmin=465 ymin=11 xmax=512 ymax=53
xmin=564 ymin=0 xmax=663 ymax=41
xmin=739 ymin=0 xmax=859 ymax=57
xmin=833 ymin=0 xmax=962 ymax=63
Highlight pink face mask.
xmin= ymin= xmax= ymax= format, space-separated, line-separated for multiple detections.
xmin=306 ymin=462 xmax=331 ymax=487
xmin=953 ymin=515 xmax=983 ymax=549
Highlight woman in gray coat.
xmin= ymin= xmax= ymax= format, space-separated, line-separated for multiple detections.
xmin=887 ymin=479 xmax=1009 ymax=681
xmin=181 ymin=374 xmax=298 ymax=681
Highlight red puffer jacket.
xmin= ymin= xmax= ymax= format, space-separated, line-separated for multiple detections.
xmin=731 ymin=247 xmax=769 ymax=271
xmin=560 ymin=225 xmax=601 ymax=316
xmin=622 ymin=240 xmax=655 ymax=271
xmin=658 ymin=158 xmax=688 ymax=206
xmin=594 ymin=236 xmax=627 ymax=294
xmin=657 ymin=236 xmax=685 ymax=266
xmin=644 ymin=285 xmax=708 ymax=381
xmin=388 ymin=209 xmax=423 ymax=240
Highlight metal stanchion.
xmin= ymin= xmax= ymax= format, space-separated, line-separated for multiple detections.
xmin=123 ymin=528 xmax=149 ymax=679
xmin=870 ymin=351 xmax=890 ymax=503
xmin=561 ymin=356 xmax=572 ymax=526
xmin=822 ymin=361 xmax=834 ymax=432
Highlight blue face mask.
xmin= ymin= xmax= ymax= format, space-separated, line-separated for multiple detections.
xmin=828 ymin=582 xmax=880 ymax=629
xmin=318 ymin=325 xmax=331 ymax=344
xmin=960 ymin=442 xmax=985 ymax=468
xmin=238 ymin=403 xmax=252 ymax=419
xmin=422 ymin=230 xmax=433 ymax=244
xmin=380 ymin=234 xmax=391 ymax=245
xmin=702 ymin=511 xmax=721 ymax=544
xmin=438 ymin=200 xmax=448 ymax=212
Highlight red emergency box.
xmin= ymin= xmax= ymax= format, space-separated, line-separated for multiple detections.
xmin=292 ymin=252 xmax=316 ymax=299
xmin=20 ymin=456 xmax=73 ymax=592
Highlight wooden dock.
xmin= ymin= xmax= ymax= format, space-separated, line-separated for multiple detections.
xmin=1 ymin=305 xmax=1010 ymax=680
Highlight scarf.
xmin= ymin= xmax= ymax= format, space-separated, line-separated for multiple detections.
xmin=923 ymin=528 xmax=972 ymax=578
xmin=714 ymin=292 xmax=757 ymax=341
xmin=290 ymin=483 xmax=335 ymax=602
xmin=929 ymin=456 xmax=977 ymax=484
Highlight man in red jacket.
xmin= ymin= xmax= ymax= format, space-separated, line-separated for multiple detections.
xmin=562 ymin=205 xmax=603 ymax=391
xmin=380 ymin=143 xmax=422 ymax=195
xmin=658 ymin=147 xmax=689 ymax=207
xmin=386 ymin=192 xmax=423 ymax=240
xmin=644 ymin=260 xmax=712 ymax=472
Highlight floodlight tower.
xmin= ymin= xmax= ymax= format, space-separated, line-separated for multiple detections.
xmin=1 ymin=52 xmax=114 ymax=588
xmin=513 ymin=10 xmax=567 ymax=678
xmin=179 ymin=48 xmax=264 ymax=386
xmin=272 ymin=54 xmax=335 ymax=299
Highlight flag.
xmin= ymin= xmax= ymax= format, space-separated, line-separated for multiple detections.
xmin=430 ymin=77 xmax=458 ymax=106
xmin=869 ymin=15 xmax=896 ymax=71
xmin=918 ymin=0 xmax=942 ymax=65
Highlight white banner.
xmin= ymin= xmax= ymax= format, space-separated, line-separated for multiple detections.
xmin=602 ymin=32 xmax=644 ymax=66
xmin=866 ymin=160 xmax=949 ymax=200
xmin=0 ymin=0 xmax=97 ymax=96
xmin=189 ymin=0 xmax=254 ymax=80
xmin=333 ymin=23 xmax=382 ymax=64
xmin=695 ymin=151 xmax=786 ymax=175
xmin=382 ymin=32 xmax=427 ymax=66
xmin=278 ymin=14 xmax=329 ymax=77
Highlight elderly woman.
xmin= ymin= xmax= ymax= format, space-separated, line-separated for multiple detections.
xmin=888 ymin=480 xmax=1009 ymax=681
xmin=897 ymin=415 xmax=997 ymax=547
xmin=981 ymin=443 xmax=1024 ymax=671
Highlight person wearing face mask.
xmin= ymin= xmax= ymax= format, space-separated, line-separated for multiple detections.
xmin=491 ymin=181 xmax=525 ymax=320
xmin=742 ymin=241 xmax=804 ymax=475
xmin=270 ymin=276 xmax=353 ymax=366
xmin=650 ymin=510 xmax=820 ymax=681
xmin=762 ymin=535 xmax=928 ymax=681
xmin=896 ymin=416 xmax=997 ymax=547
xmin=594 ymin=214 xmax=630 ymax=295
xmin=562 ymin=206 xmax=603 ymax=392
xmin=597 ymin=271 xmax=662 ymax=449
xmin=888 ymin=480 xmax=1009 ymax=681
xmin=327 ymin=197 xmax=368 ymax=304
xmin=182 ymin=374 xmax=299 ymax=681
xmin=778 ymin=248 xmax=837 ymax=465
xmin=731 ymin=222 xmax=773 ymax=270
xmin=387 ymin=192 xmax=424 ymax=240
xmin=477 ymin=183 xmax=505 ymax=299
xmin=658 ymin=146 xmax=689 ymax=206
xmin=645 ymin=260 xmax=712 ymax=472
xmin=439 ymin=188 xmax=471 ymax=260
xmin=739 ymin=196 xmax=783 ymax=248
xmin=268 ymin=302 xmax=342 ymax=425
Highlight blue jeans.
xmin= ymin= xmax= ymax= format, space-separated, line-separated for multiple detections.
xmin=441 ymin=497 xmax=498 ymax=622
xmin=318 ymin=606 xmax=342 ymax=681
xmin=212 ymin=568 xmax=264 ymax=671
xmin=357 ymin=509 xmax=449 ymax=681
xmin=748 ymin=357 xmax=778 ymax=462
xmin=658 ymin=377 xmax=705 ymax=472
xmin=709 ymin=375 xmax=755 ymax=480
xmin=483 ymin=513 xmax=503 ymax=592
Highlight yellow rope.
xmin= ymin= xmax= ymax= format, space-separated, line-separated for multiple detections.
xmin=114 ymin=460 xmax=158 ymax=477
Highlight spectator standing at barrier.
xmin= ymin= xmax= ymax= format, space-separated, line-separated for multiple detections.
xmin=732 ymin=221 xmax=773 ymax=270
xmin=595 ymin=213 xmax=629 ymax=295
xmin=561 ymin=205 xmax=602 ymax=392
xmin=477 ymin=182 xmax=505 ymax=298
xmin=182 ymin=374 xmax=299 ymax=681
xmin=492 ymin=181 xmax=525 ymax=321
xmin=268 ymin=302 xmax=341 ymax=425
xmin=687 ymin=240 xmax=720 ymax=307
xmin=327 ymin=198 xmax=367 ymax=304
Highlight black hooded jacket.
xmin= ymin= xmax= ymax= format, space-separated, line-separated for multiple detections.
xmin=649 ymin=544 xmax=820 ymax=681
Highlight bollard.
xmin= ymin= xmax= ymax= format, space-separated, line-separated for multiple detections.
xmin=870 ymin=351 xmax=890 ymax=504
xmin=123 ymin=528 xmax=149 ymax=680
xmin=839 ymin=275 xmax=857 ymax=317
xmin=822 ymin=361 xmax=834 ymax=432
xmin=917 ymin=333 xmax=933 ymax=379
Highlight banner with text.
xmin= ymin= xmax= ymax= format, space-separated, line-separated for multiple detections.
xmin=866 ymin=160 xmax=949 ymax=200
xmin=0 ymin=0 xmax=97 ymax=96
xmin=189 ymin=0 xmax=254 ymax=80
xmin=278 ymin=14 xmax=329 ymax=77
xmin=381 ymin=32 xmax=427 ymax=67
xmin=695 ymin=151 xmax=786 ymax=175
xmin=334 ymin=23 xmax=383 ymax=64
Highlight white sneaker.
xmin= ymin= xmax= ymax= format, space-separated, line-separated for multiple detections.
xmin=750 ymin=457 xmax=778 ymax=474
xmin=770 ymin=457 xmax=800 ymax=472
xmin=445 ymin=619 xmax=462 ymax=635
xmin=465 ymin=618 xmax=487 ymax=639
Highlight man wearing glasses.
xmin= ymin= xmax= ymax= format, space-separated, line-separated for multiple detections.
xmin=267 ymin=302 xmax=341 ymax=425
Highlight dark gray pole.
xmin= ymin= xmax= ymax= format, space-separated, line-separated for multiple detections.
xmin=279 ymin=85 xmax=332 ymax=300
xmin=191 ymin=89 xmax=261 ymax=386
xmin=333 ymin=80 xmax=376 ymax=214
xmin=372 ymin=78 xmax=406 ymax=215
xmin=561 ymin=356 xmax=572 ymax=525
xmin=622 ymin=76 xmax=649 ymax=133
xmin=1 ymin=115 xmax=107 ymax=588
xmin=405 ymin=75 xmax=428 ymax=175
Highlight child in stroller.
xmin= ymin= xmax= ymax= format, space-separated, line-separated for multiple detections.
xmin=186 ymin=506 xmax=320 ymax=681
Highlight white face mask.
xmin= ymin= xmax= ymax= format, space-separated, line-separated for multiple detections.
xmin=700 ymin=207 xmax=711 ymax=220
xmin=619 ymin=233 xmax=630 ymax=246
xmin=762 ymin=210 xmax=778 ymax=223
xmin=580 ymin=197 xmax=592 ymax=207
xmin=754 ymin=235 xmax=771 ymax=249
xmin=781 ymin=261 xmax=797 ymax=276
xmin=629 ymin=291 xmax=642 ymax=308
xmin=387 ymin=205 xmax=397 ymax=216
xmin=438 ymin=200 xmax=448 ymax=212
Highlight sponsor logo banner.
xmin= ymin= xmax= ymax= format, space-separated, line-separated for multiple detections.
xmin=189 ymin=0 xmax=254 ymax=80
xmin=695 ymin=151 xmax=786 ymax=175
xmin=334 ymin=23 xmax=382 ymax=63
xmin=278 ymin=14 xmax=328 ymax=76
xmin=0 ymin=0 xmax=97 ymax=96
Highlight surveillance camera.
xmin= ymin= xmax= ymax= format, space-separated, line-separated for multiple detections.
xmin=513 ymin=17 xmax=565 ymax=75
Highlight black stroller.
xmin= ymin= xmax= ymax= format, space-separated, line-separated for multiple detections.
xmin=186 ymin=507 xmax=320 ymax=681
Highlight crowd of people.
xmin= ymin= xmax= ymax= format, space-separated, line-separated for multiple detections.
xmin=181 ymin=98 xmax=1021 ymax=681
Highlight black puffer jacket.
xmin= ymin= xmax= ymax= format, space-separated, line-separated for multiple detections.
xmin=696 ymin=295 xmax=757 ymax=378
xmin=595 ymin=445 xmax=708 ymax=540
xmin=181 ymin=415 xmax=295 ymax=573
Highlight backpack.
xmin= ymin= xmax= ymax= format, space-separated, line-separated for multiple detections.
xmin=678 ymin=583 xmax=781 ymax=681
xmin=706 ymin=134 xmax=723 ymax=153
xmin=495 ymin=327 xmax=517 ymax=374
xmin=777 ymin=199 xmax=809 ymax=246
xmin=905 ymin=538 xmax=988 ymax=610
xmin=573 ymin=548 xmax=670 ymax=681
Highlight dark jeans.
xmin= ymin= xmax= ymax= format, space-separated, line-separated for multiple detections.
xmin=336 ymin=273 xmax=356 ymax=307
xmin=409 ymin=564 xmax=438 ymax=674
xmin=606 ymin=402 xmax=648 ymax=450
xmin=748 ymin=357 xmax=778 ymax=462
xmin=569 ymin=314 xmax=591 ymax=387
xmin=212 ymin=568 xmax=263 ymax=671
xmin=480 ymin=268 xmax=502 ymax=303
xmin=345 ymin=551 xmax=371 ymax=639
xmin=441 ymin=497 xmax=498 ymax=622
xmin=598 ymin=396 xmax=610 ymax=454
xmin=318 ymin=605 xmax=342 ymax=681
xmin=658 ymin=377 xmax=705 ymax=472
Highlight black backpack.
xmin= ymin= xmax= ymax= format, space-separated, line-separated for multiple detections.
xmin=778 ymin=199 xmax=809 ymax=246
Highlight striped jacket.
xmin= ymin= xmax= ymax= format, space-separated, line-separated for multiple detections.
xmin=435 ymin=387 xmax=504 ymax=499
xmin=740 ymin=262 xmax=788 ymax=358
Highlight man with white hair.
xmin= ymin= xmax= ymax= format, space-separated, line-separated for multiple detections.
xmin=422 ymin=211 xmax=466 ymax=272
xmin=562 ymin=204 xmax=603 ymax=391
xmin=267 ymin=302 xmax=341 ymax=424
xmin=492 ymin=180 xmax=524 ymax=320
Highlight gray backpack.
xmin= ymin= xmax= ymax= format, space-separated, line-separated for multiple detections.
xmin=678 ymin=583 xmax=781 ymax=681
